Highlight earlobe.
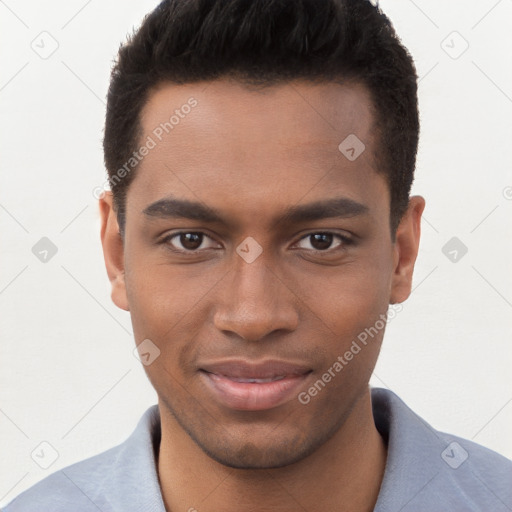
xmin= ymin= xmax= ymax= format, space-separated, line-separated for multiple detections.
xmin=390 ymin=196 xmax=426 ymax=305
xmin=99 ymin=192 xmax=130 ymax=312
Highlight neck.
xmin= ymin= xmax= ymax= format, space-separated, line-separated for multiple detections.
xmin=157 ymin=390 xmax=387 ymax=512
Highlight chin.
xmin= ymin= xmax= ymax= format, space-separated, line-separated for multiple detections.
xmin=187 ymin=418 xmax=343 ymax=470
xmin=158 ymin=385 xmax=357 ymax=470
xmin=198 ymin=439 xmax=313 ymax=470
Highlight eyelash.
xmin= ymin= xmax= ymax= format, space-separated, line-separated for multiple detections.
xmin=159 ymin=231 xmax=354 ymax=254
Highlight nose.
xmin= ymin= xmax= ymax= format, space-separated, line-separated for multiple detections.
xmin=213 ymin=257 xmax=299 ymax=342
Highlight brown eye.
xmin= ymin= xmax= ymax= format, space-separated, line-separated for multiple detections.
xmin=180 ymin=233 xmax=203 ymax=250
xmin=162 ymin=232 xmax=219 ymax=252
xmin=296 ymin=232 xmax=346 ymax=251
xmin=309 ymin=233 xmax=334 ymax=250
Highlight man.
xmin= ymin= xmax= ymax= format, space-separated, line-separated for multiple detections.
xmin=5 ymin=0 xmax=511 ymax=511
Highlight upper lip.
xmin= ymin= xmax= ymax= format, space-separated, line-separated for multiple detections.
xmin=199 ymin=359 xmax=312 ymax=379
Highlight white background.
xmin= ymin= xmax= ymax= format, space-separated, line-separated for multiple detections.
xmin=1 ymin=0 xmax=511 ymax=506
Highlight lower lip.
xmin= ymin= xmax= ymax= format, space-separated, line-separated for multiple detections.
xmin=200 ymin=371 xmax=310 ymax=411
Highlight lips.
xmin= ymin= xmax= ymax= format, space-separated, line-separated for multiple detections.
xmin=199 ymin=359 xmax=312 ymax=411
xmin=227 ymin=376 xmax=285 ymax=383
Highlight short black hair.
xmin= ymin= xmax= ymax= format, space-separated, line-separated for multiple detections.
xmin=103 ymin=0 xmax=419 ymax=237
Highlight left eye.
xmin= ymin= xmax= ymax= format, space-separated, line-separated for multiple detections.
xmin=163 ymin=232 xmax=218 ymax=251
xmin=295 ymin=233 xmax=348 ymax=251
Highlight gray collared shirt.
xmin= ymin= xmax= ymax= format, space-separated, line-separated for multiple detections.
xmin=4 ymin=388 xmax=512 ymax=511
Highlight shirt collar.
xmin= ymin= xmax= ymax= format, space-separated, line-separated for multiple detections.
xmin=372 ymin=387 xmax=448 ymax=511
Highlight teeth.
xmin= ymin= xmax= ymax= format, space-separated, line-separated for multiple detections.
xmin=229 ymin=376 xmax=285 ymax=383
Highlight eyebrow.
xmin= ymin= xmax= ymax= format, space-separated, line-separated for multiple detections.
xmin=142 ymin=195 xmax=369 ymax=226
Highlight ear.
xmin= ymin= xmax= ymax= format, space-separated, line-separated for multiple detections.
xmin=390 ymin=195 xmax=426 ymax=304
xmin=99 ymin=192 xmax=129 ymax=311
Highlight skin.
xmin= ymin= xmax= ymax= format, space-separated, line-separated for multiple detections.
xmin=99 ymin=79 xmax=425 ymax=512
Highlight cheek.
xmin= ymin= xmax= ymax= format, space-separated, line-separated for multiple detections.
xmin=294 ymin=264 xmax=391 ymax=411
xmin=124 ymin=252 xmax=220 ymax=345
xmin=289 ymin=253 xmax=394 ymax=382
xmin=125 ymin=264 xmax=213 ymax=391
xmin=294 ymin=254 xmax=392 ymax=332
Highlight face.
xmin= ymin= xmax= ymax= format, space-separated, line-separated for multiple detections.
xmin=100 ymin=79 xmax=424 ymax=469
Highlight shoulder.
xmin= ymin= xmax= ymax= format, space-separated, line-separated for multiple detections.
xmin=3 ymin=406 xmax=164 ymax=512
xmin=2 ymin=444 xmax=122 ymax=512
xmin=428 ymin=428 xmax=512 ymax=510
xmin=372 ymin=387 xmax=512 ymax=511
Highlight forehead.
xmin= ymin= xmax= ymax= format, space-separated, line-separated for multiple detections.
xmin=141 ymin=78 xmax=376 ymax=153
xmin=130 ymin=79 xmax=387 ymax=222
